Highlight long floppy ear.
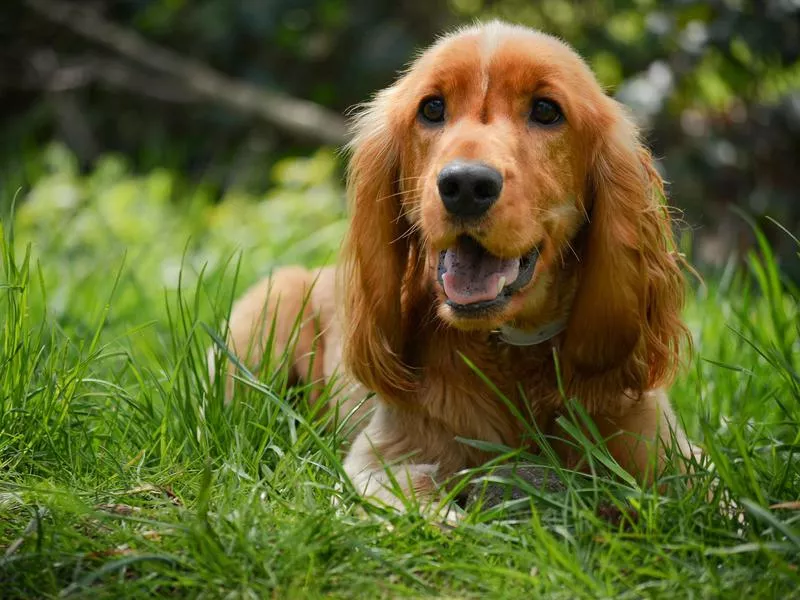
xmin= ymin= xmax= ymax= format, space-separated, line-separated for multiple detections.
xmin=562 ymin=103 xmax=689 ymax=398
xmin=339 ymin=89 xmax=418 ymax=401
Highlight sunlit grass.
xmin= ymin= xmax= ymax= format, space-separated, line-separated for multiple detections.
xmin=1 ymin=162 xmax=798 ymax=597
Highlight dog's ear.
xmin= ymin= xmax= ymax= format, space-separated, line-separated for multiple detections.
xmin=340 ymin=88 xmax=419 ymax=401
xmin=562 ymin=102 xmax=689 ymax=397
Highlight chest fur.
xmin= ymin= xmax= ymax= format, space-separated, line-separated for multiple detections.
xmin=417 ymin=332 xmax=563 ymax=447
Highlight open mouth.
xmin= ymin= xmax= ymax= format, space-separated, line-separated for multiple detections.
xmin=437 ymin=235 xmax=539 ymax=316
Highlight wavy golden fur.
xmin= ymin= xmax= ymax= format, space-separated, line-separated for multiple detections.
xmin=218 ymin=21 xmax=697 ymax=511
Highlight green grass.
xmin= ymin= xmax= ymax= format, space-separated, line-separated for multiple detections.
xmin=1 ymin=154 xmax=799 ymax=598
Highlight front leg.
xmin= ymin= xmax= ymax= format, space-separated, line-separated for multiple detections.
xmin=590 ymin=389 xmax=700 ymax=483
xmin=343 ymin=403 xmax=467 ymax=513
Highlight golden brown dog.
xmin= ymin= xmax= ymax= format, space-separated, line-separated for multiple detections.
xmin=218 ymin=21 xmax=697 ymax=511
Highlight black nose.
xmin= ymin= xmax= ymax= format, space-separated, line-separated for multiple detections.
xmin=437 ymin=161 xmax=503 ymax=218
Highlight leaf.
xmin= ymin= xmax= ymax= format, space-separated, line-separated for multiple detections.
xmin=95 ymin=503 xmax=141 ymax=516
xmin=741 ymin=498 xmax=800 ymax=548
xmin=770 ymin=501 xmax=800 ymax=511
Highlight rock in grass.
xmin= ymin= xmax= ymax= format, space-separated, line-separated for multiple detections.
xmin=466 ymin=464 xmax=568 ymax=510
xmin=465 ymin=464 xmax=634 ymax=526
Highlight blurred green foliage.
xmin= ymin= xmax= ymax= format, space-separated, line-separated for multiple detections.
xmin=2 ymin=0 xmax=799 ymax=272
xmin=12 ymin=143 xmax=346 ymax=332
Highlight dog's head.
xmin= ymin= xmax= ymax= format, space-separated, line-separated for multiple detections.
xmin=341 ymin=21 xmax=688 ymax=401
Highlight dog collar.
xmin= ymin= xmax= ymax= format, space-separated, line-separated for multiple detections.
xmin=497 ymin=318 xmax=567 ymax=347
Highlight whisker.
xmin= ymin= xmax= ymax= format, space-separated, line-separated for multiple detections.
xmin=394 ymin=220 xmax=426 ymax=243
xmin=527 ymin=205 xmax=562 ymax=218
xmin=580 ymin=201 xmax=590 ymax=223
xmin=395 ymin=175 xmax=429 ymax=184
xmin=393 ymin=204 xmax=426 ymax=226
xmin=373 ymin=187 xmax=425 ymax=204
xmin=563 ymin=238 xmax=580 ymax=263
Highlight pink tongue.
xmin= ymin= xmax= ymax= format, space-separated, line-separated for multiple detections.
xmin=442 ymin=238 xmax=520 ymax=305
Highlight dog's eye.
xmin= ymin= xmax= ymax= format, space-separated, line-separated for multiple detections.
xmin=419 ymin=97 xmax=446 ymax=124
xmin=530 ymin=99 xmax=563 ymax=125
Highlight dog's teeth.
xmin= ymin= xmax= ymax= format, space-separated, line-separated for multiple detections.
xmin=497 ymin=277 xmax=506 ymax=293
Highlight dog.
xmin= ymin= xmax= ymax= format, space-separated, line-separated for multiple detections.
xmin=215 ymin=20 xmax=698 ymax=512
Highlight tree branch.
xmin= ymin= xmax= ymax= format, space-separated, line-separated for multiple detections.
xmin=3 ymin=54 xmax=196 ymax=104
xmin=30 ymin=49 xmax=99 ymax=165
xmin=23 ymin=0 xmax=348 ymax=146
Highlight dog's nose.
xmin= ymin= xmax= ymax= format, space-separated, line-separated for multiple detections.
xmin=437 ymin=161 xmax=503 ymax=218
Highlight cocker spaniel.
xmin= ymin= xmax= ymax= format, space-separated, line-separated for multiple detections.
xmin=218 ymin=21 xmax=698 ymax=511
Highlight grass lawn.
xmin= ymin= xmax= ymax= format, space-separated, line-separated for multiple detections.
xmin=1 ymin=150 xmax=799 ymax=598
